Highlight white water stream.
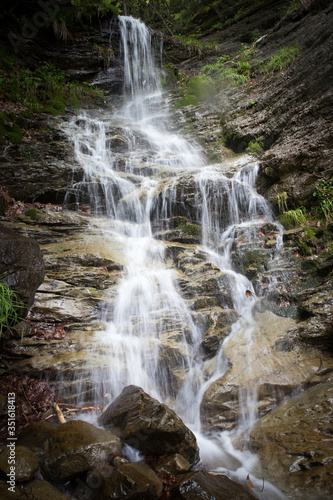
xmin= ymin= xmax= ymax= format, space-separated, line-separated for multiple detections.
xmin=64 ymin=16 xmax=286 ymax=499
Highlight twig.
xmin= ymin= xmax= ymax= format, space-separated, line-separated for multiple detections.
xmin=52 ymin=402 xmax=66 ymax=423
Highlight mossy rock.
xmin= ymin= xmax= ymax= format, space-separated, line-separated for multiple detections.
xmin=178 ymin=223 xmax=201 ymax=236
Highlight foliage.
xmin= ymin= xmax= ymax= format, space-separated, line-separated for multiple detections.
xmin=313 ymin=178 xmax=333 ymax=222
xmin=71 ymin=0 xmax=120 ymax=18
xmin=246 ymin=137 xmax=263 ymax=156
xmin=260 ymin=45 xmax=301 ymax=75
xmin=173 ymin=75 xmax=215 ymax=108
xmin=0 ymin=113 xmax=22 ymax=144
xmin=25 ymin=208 xmax=40 ymax=220
xmin=0 ymin=53 xmax=104 ymax=133
xmin=0 ymin=282 xmax=25 ymax=339
xmin=178 ymin=223 xmax=201 ymax=236
xmin=278 ymin=208 xmax=307 ymax=229
xmin=93 ymin=44 xmax=115 ymax=69
xmin=276 ymin=191 xmax=288 ymax=214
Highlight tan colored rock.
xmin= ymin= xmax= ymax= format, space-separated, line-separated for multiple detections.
xmin=201 ymin=310 xmax=333 ymax=431
xmin=249 ymin=381 xmax=333 ymax=499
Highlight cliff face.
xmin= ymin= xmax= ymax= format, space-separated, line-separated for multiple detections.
xmin=165 ymin=0 xmax=333 ymax=210
xmin=2 ymin=1 xmax=331 ymax=210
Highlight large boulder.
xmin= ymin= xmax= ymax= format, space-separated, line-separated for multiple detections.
xmin=249 ymin=381 xmax=333 ymax=499
xmin=19 ymin=420 xmax=121 ymax=482
xmin=0 ymin=225 xmax=44 ymax=306
xmin=98 ymin=385 xmax=199 ymax=465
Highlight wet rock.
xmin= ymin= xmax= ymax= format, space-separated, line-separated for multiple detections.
xmin=0 ymin=446 xmax=39 ymax=481
xmin=155 ymin=453 xmax=191 ymax=476
xmin=249 ymin=381 xmax=333 ymax=499
xmin=170 ymin=470 xmax=256 ymax=499
xmin=289 ymin=276 xmax=333 ymax=351
xmin=0 ymin=119 xmax=81 ymax=204
xmin=0 ymin=225 xmax=44 ymax=306
xmin=0 ymin=479 xmax=69 ymax=500
xmin=176 ymin=251 xmax=235 ymax=308
xmin=199 ymin=307 xmax=239 ymax=358
xmin=98 ymin=385 xmax=199 ymax=465
xmin=19 ymin=420 xmax=121 ymax=482
xmin=87 ymin=462 xmax=163 ymax=500
xmin=200 ymin=311 xmax=333 ymax=432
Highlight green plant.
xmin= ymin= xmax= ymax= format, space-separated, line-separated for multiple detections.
xmin=0 ymin=282 xmax=25 ymax=339
xmin=279 ymin=207 xmax=307 ymax=228
xmin=178 ymin=223 xmax=201 ymax=236
xmin=251 ymin=29 xmax=262 ymax=43
xmin=313 ymin=178 xmax=333 ymax=222
xmin=277 ymin=191 xmax=288 ymax=214
xmin=93 ymin=44 xmax=114 ymax=69
xmin=261 ymin=45 xmax=301 ymax=75
xmin=25 ymin=209 xmax=39 ymax=220
xmin=173 ymin=75 xmax=215 ymax=108
xmin=246 ymin=137 xmax=263 ymax=156
xmin=0 ymin=60 xmax=104 ymax=126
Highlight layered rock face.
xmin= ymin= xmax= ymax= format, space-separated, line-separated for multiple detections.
xmin=0 ymin=2 xmax=332 ymax=500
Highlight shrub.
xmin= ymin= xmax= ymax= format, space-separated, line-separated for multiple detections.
xmin=246 ymin=137 xmax=263 ymax=156
xmin=0 ymin=282 xmax=25 ymax=339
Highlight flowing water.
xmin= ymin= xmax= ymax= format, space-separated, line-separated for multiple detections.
xmin=64 ymin=16 xmax=286 ymax=499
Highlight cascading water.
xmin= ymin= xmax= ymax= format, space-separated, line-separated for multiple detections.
xmin=64 ymin=16 xmax=286 ymax=499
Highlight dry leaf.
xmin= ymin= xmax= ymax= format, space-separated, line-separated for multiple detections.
xmin=247 ymin=474 xmax=256 ymax=488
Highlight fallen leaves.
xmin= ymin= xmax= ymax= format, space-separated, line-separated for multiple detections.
xmin=247 ymin=474 xmax=256 ymax=488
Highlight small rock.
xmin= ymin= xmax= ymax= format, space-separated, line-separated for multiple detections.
xmin=0 ymin=446 xmax=39 ymax=481
xmin=155 ymin=453 xmax=191 ymax=476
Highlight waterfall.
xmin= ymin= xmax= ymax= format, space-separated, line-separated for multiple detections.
xmin=64 ymin=16 xmax=285 ymax=499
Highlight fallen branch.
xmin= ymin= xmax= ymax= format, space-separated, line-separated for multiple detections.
xmin=53 ymin=402 xmax=66 ymax=423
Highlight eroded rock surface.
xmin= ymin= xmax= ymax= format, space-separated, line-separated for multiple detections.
xmin=249 ymin=381 xmax=333 ymax=499
xmin=0 ymin=224 xmax=44 ymax=306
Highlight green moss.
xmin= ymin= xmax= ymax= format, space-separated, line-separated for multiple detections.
xmin=194 ymin=297 xmax=218 ymax=310
xmin=0 ymin=115 xmax=22 ymax=144
xmin=25 ymin=209 xmax=39 ymax=220
xmin=178 ymin=223 xmax=201 ymax=236
xmin=240 ymin=249 xmax=267 ymax=275
xmin=298 ymin=239 xmax=312 ymax=257
xmin=174 ymin=94 xmax=198 ymax=108
xmin=173 ymin=216 xmax=188 ymax=227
